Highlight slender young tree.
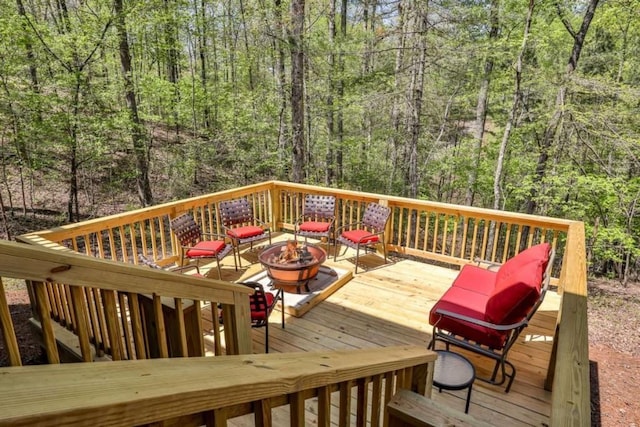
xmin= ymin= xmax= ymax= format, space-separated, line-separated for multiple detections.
xmin=325 ymin=0 xmax=336 ymax=186
xmin=290 ymin=0 xmax=305 ymax=182
xmin=466 ymin=0 xmax=499 ymax=207
xmin=493 ymin=0 xmax=534 ymax=210
xmin=525 ymin=0 xmax=601 ymax=214
xmin=405 ymin=2 xmax=429 ymax=199
xmin=114 ymin=0 xmax=153 ymax=206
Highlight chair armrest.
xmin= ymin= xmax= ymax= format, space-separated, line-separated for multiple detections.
xmin=353 ymin=229 xmax=385 ymax=244
xmin=335 ymin=221 xmax=363 ymax=234
xmin=433 ymin=308 xmax=528 ymax=332
xmin=253 ymin=217 xmax=270 ymax=229
xmin=201 ymin=232 xmax=230 ymax=242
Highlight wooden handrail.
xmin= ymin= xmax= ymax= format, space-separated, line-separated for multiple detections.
xmin=0 ymin=240 xmax=253 ymax=363
xmin=0 ymin=346 xmax=436 ymax=427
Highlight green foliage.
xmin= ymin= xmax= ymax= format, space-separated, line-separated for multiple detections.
xmin=1 ymin=0 xmax=639 ymax=278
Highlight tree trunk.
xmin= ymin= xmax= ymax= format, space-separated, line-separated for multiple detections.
xmin=387 ymin=1 xmax=406 ymax=193
xmin=406 ymin=3 xmax=429 ymax=199
xmin=290 ymin=0 xmax=305 ymax=182
xmin=466 ymin=0 xmax=499 ymax=207
xmin=163 ymin=0 xmax=181 ymax=134
xmin=493 ymin=0 xmax=534 ymax=210
xmin=197 ymin=0 xmax=212 ymax=131
xmin=274 ymin=0 xmax=289 ymax=176
xmin=525 ymin=0 xmax=600 ymax=215
xmin=325 ymin=0 xmax=336 ymax=187
xmin=115 ymin=0 xmax=153 ymax=206
xmin=336 ymin=0 xmax=347 ymax=186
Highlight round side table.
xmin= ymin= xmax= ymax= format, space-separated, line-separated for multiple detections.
xmin=432 ymin=350 xmax=476 ymax=413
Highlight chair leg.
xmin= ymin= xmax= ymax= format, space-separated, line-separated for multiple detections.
xmin=265 ymin=321 xmax=269 ymax=353
xmin=381 ymin=235 xmax=387 ymax=264
xmin=234 ymin=244 xmax=242 ymax=269
xmin=215 ymin=259 xmax=222 ymax=280
xmin=334 ymin=242 xmax=346 ymax=262
xmin=354 ymin=244 xmax=360 ymax=274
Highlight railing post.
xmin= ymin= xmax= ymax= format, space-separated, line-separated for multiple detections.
xmin=223 ymin=292 xmax=252 ymax=355
xmin=270 ymin=184 xmax=281 ymax=232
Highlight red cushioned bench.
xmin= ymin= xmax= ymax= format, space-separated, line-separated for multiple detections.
xmin=428 ymin=243 xmax=554 ymax=392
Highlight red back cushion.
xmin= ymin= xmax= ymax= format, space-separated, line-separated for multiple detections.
xmin=227 ymin=225 xmax=264 ymax=239
xmin=300 ymin=221 xmax=331 ymax=232
xmin=485 ymin=243 xmax=551 ymax=324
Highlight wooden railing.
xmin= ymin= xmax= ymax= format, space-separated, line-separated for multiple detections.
xmin=12 ymin=180 xmax=589 ymax=426
xmin=0 ymin=240 xmax=253 ymax=364
xmin=0 ymin=345 xmax=436 ymax=426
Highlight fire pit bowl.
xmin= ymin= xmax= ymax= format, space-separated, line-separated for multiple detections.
xmin=258 ymin=241 xmax=327 ymax=288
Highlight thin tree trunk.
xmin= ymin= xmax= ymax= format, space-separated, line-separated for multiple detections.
xmin=274 ymin=0 xmax=289 ymax=174
xmin=163 ymin=0 xmax=180 ymax=134
xmin=325 ymin=0 xmax=336 ymax=187
xmin=197 ymin=0 xmax=212 ymax=131
xmin=406 ymin=3 xmax=429 ymax=199
xmin=525 ymin=0 xmax=600 ymax=215
xmin=115 ymin=0 xmax=153 ymax=206
xmin=466 ymin=0 xmax=499 ymax=207
xmin=290 ymin=0 xmax=305 ymax=182
xmin=336 ymin=0 xmax=347 ymax=186
xmin=387 ymin=1 xmax=406 ymax=193
xmin=493 ymin=0 xmax=534 ymax=210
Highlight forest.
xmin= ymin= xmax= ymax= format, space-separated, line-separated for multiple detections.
xmin=0 ymin=0 xmax=638 ymax=282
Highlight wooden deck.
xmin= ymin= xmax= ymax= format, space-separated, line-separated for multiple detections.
xmin=197 ymin=234 xmax=559 ymax=426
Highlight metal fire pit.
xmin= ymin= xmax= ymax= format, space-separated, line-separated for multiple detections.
xmin=258 ymin=241 xmax=327 ymax=293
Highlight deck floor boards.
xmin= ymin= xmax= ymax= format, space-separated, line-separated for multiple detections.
xmin=200 ymin=234 xmax=556 ymax=426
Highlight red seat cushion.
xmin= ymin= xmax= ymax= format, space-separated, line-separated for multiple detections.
xmin=341 ymin=229 xmax=379 ymax=244
xmin=429 ymin=286 xmax=508 ymax=349
xmin=451 ymin=264 xmax=497 ymax=296
xmin=227 ymin=226 xmax=265 ymax=239
xmin=300 ymin=221 xmax=331 ymax=233
xmin=250 ymin=292 xmax=275 ymax=322
xmin=185 ymin=240 xmax=227 ymax=258
xmin=485 ymin=243 xmax=551 ymax=324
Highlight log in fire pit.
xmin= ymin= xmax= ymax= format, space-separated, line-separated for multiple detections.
xmin=258 ymin=240 xmax=327 ymax=293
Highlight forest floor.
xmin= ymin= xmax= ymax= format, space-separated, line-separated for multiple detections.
xmin=0 ymin=206 xmax=639 ymax=425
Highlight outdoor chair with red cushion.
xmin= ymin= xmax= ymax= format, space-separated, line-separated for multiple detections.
xmin=219 ymin=198 xmax=272 ymax=269
xmin=428 ymin=243 xmax=554 ymax=392
xmin=233 ymin=281 xmax=284 ymax=353
xmin=334 ymin=202 xmax=391 ymax=273
xmin=294 ymin=194 xmax=336 ymax=254
xmin=169 ymin=213 xmax=234 ymax=279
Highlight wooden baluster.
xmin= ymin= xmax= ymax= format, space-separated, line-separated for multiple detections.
xmin=102 ymin=289 xmax=123 ymax=360
xmin=70 ymin=285 xmax=92 ymax=362
xmin=290 ymin=391 xmax=305 ymax=427
xmin=339 ymin=380 xmax=353 ymax=427
xmin=127 ymin=293 xmax=146 ymax=359
xmin=356 ymin=378 xmax=369 ymax=427
xmin=173 ymin=297 xmax=189 ymax=357
xmin=254 ymin=399 xmax=273 ymax=427
xmin=0 ymin=278 xmax=22 ymax=366
xmin=33 ymin=281 xmax=60 ymax=363
xmin=118 ymin=292 xmax=134 ymax=359
xmin=370 ymin=374 xmax=383 ymax=427
xmin=317 ymin=386 xmax=331 ymax=427
xmin=152 ymin=294 xmax=169 ymax=358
